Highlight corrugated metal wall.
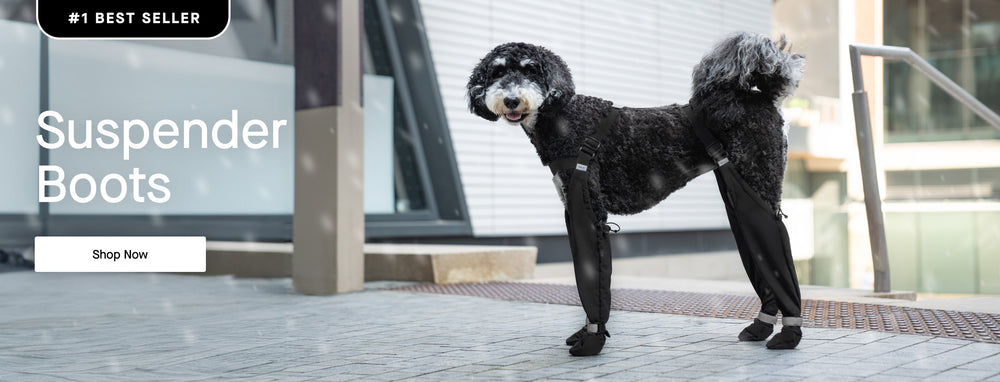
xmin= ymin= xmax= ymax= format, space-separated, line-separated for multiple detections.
xmin=420 ymin=0 xmax=772 ymax=236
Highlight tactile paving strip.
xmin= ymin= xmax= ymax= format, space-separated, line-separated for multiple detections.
xmin=392 ymin=282 xmax=1000 ymax=344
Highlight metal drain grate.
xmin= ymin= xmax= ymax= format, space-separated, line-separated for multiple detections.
xmin=392 ymin=282 xmax=1000 ymax=344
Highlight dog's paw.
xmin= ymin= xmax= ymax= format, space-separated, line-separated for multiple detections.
xmin=765 ymin=326 xmax=802 ymax=349
xmin=738 ymin=318 xmax=774 ymax=342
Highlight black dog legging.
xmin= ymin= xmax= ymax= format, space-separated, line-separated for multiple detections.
xmin=564 ymin=165 xmax=612 ymax=328
xmin=714 ymin=165 xmax=802 ymax=322
xmin=561 ymin=162 xmax=802 ymax=319
xmin=561 ymin=159 xmax=802 ymax=332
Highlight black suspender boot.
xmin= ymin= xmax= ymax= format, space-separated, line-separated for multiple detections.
xmin=688 ymin=107 xmax=804 ymax=349
xmin=550 ymin=107 xmax=619 ymax=356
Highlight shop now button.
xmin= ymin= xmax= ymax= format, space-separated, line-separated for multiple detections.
xmin=35 ymin=236 xmax=206 ymax=272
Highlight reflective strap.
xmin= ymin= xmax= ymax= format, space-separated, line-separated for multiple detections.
xmin=757 ymin=312 xmax=778 ymax=324
xmin=586 ymin=323 xmax=599 ymax=333
xmin=575 ymin=163 xmax=588 ymax=172
xmin=782 ymin=316 xmax=803 ymax=326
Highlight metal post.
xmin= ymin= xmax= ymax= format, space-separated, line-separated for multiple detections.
xmin=849 ymin=46 xmax=891 ymax=293
xmin=38 ymin=32 xmax=50 ymax=238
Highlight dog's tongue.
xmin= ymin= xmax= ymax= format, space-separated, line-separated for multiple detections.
xmin=506 ymin=112 xmax=522 ymax=121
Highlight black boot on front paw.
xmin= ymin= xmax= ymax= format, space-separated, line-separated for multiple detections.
xmin=766 ymin=325 xmax=802 ymax=349
xmin=569 ymin=326 xmax=609 ymax=356
xmin=566 ymin=326 xmax=587 ymax=346
xmin=738 ymin=319 xmax=774 ymax=341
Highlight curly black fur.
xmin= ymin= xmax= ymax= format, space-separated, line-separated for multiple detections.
xmin=690 ymin=34 xmax=804 ymax=213
xmin=467 ymin=32 xmax=804 ymax=219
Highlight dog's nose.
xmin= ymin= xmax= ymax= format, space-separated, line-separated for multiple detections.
xmin=503 ymin=97 xmax=521 ymax=109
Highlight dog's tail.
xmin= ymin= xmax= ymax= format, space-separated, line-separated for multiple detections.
xmin=691 ymin=32 xmax=804 ymax=102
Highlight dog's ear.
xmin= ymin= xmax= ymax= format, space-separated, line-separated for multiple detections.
xmin=467 ymin=53 xmax=499 ymax=122
xmin=538 ymin=47 xmax=575 ymax=114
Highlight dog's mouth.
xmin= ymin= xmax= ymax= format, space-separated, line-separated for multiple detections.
xmin=503 ymin=112 xmax=527 ymax=123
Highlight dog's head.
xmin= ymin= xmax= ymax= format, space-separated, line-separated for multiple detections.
xmin=466 ymin=42 xmax=575 ymax=127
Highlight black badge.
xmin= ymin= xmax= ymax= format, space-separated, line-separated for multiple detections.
xmin=38 ymin=0 xmax=229 ymax=39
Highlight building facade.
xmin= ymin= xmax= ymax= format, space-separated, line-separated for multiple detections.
xmin=774 ymin=0 xmax=1000 ymax=294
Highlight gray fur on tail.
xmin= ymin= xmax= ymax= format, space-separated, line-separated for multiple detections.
xmin=692 ymin=32 xmax=805 ymax=99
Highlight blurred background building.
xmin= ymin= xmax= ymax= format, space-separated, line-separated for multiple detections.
xmin=774 ymin=0 xmax=1000 ymax=295
xmin=1 ymin=0 xmax=997 ymax=295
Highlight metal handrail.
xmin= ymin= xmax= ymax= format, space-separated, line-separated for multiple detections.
xmin=848 ymin=44 xmax=1000 ymax=293
xmin=851 ymin=44 xmax=1000 ymax=130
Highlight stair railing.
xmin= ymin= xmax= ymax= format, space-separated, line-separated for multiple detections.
xmin=849 ymin=44 xmax=1000 ymax=293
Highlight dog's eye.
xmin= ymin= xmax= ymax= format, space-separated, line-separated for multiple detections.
xmin=523 ymin=62 xmax=542 ymax=75
xmin=490 ymin=66 xmax=513 ymax=79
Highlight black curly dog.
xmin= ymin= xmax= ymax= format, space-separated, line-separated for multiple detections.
xmin=467 ymin=32 xmax=806 ymax=356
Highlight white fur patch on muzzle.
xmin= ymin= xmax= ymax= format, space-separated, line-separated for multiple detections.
xmin=484 ymin=79 xmax=544 ymax=124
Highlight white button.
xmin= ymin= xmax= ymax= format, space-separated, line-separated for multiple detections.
xmin=34 ymin=236 xmax=206 ymax=272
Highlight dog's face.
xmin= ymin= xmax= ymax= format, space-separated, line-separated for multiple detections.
xmin=467 ymin=42 xmax=574 ymax=129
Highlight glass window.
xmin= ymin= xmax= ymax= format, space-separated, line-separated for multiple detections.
xmin=1 ymin=2 xmax=297 ymax=242
xmin=886 ymin=168 xmax=999 ymax=200
xmin=884 ymin=0 xmax=1000 ymax=142
xmin=0 ymin=0 xmax=469 ymax=243
xmin=359 ymin=0 xmax=471 ymax=238
xmin=0 ymin=19 xmax=41 ymax=246
xmin=363 ymin=3 xmax=429 ymax=213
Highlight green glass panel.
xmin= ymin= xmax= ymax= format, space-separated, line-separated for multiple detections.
xmin=794 ymin=259 xmax=811 ymax=286
xmin=811 ymin=211 xmax=849 ymax=288
xmin=886 ymin=212 xmax=920 ymax=291
xmin=977 ymin=211 xmax=1000 ymax=294
xmin=919 ymin=212 xmax=976 ymax=293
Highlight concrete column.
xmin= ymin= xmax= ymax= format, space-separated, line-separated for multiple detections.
xmin=292 ymin=0 xmax=364 ymax=294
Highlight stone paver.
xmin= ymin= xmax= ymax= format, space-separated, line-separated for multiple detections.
xmin=2 ymin=272 xmax=1000 ymax=381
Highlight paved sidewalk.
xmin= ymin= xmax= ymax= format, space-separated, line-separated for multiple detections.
xmin=3 ymin=273 xmax=1000 ymax=381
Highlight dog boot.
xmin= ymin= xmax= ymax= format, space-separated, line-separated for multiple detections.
xmin=566 ymin=326 xmax=587 ymax=346
xmin=739 ymin=312 xmax=777 ymax=341
xmin=569 ymin=323 xmax=609 ymax=356
xmin=766 ymin=317 xmax=802 ymax=349
xmin=738 ymin=319 xmax=774 ymax=341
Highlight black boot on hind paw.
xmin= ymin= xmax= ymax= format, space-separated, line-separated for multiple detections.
xmin=766 ymin=325 xmax=802 ymax=349
xmin=738 ymin=318 xmax=774 ymax=341
xmin=569 ymin=325 xmax=610 ymax=356
xmin=566 ymin=326 xmax=587 ymax=346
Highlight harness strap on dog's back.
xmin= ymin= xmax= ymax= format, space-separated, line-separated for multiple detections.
xmin=685 ymin=105 xmax=729 ymax=167
xmin=548 ymin=106 xmax=620 ymax=175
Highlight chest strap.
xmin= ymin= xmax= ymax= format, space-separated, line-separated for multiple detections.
xmin=548 ymin=106 xmax=620 ymax=175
